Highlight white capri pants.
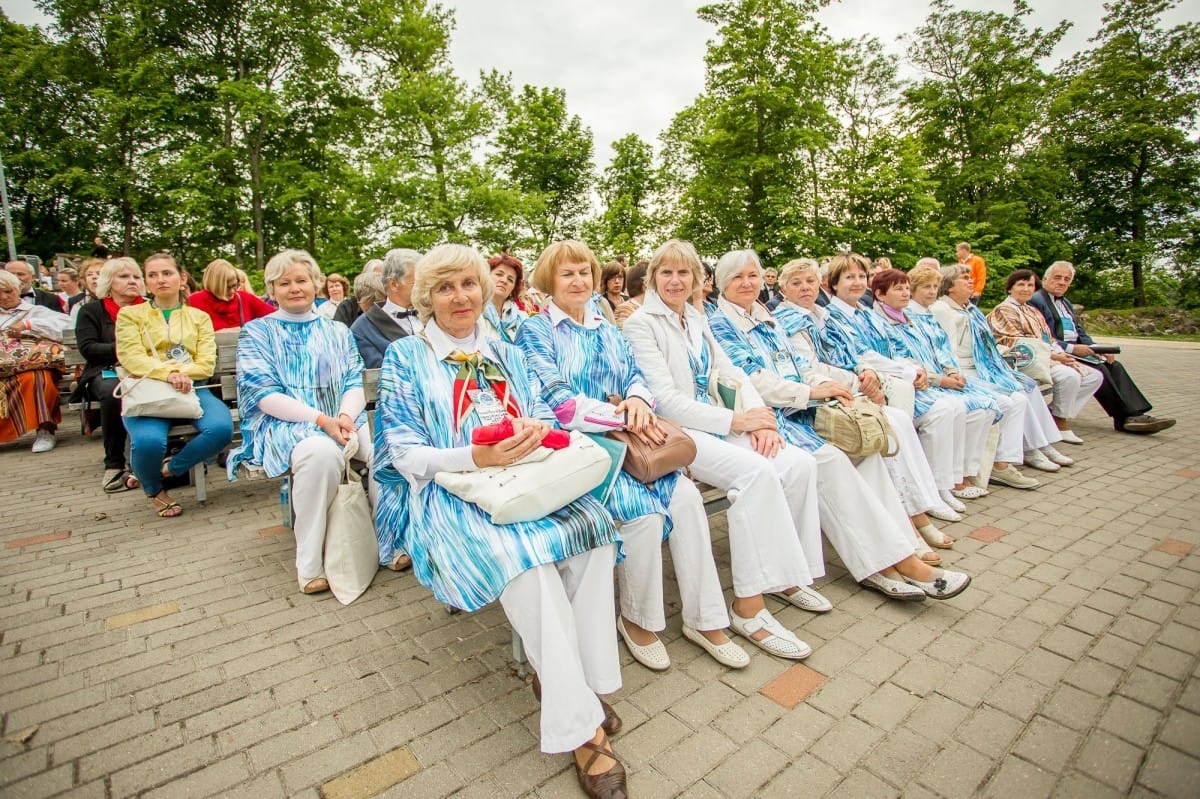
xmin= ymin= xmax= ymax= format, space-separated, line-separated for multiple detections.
xmin=499 ymin=544 xmax=620 ymax=753
xmin=617 ymin=477 xmax=729 ymax=634
xmin=290 ymin=426 xmax=377 ymax=582
xmin=684 ymin=429 xmax=817 ymax=595
xmin=1049 ymin=362 xmax=1103 ymax=420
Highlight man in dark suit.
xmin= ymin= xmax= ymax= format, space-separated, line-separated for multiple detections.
xmin=6 ymin=261 xmax=65 ymax=312
xmin=350 ymin=248 xmax=422 ymax=369
xmin=1030 ymin=261 xmax=1175 ymax=434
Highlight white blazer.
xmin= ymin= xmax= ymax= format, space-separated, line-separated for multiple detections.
xmin=623 ymin=290 xmax=765 ymax=436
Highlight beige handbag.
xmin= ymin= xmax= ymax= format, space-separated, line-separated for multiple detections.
xmin=323 ymin=435 xmax=378 ymax=605
xmin=813 ymin=395 xmax=898 ymax=458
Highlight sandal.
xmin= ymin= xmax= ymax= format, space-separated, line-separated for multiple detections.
xmin=103 ymin=468 xmax=137 ymax=493
xmin=531 ymin=674 xmax=622 ymax=735
xmin=151 ymin=497 xmax=183 ymax=518
xmin=300 ymin=576 xmax=330 ymax=594
xmin=917 ymin=523 xmax=955 ymax=549
xmin=574 ymin=737 xmax=627 ymax=799
xmin=913 ymin=538 xmax=942 ymax=566
xmin=729 ymin=607 xmax=812 ymax=660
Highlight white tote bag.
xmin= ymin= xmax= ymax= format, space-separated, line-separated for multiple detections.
xmin=113 ymin=368 xmax=204 ymax=419
xmin=434 ymin=431 xmax=612 ymax=524
xmin=323 ymin=435 xmax=378 ymax=605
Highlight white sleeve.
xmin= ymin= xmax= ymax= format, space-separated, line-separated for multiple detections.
xmin=394 ymin=445 xmax=478 ymax=481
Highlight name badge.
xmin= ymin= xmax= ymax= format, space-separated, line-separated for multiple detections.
xmin=166 ymin=344 xmax=192 ymax=364
xmin=469 ymin=389 xmax=507 ymax=425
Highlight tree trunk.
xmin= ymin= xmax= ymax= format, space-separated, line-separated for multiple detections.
xmin=1131 ymin=147 xmax=1147 ymax=308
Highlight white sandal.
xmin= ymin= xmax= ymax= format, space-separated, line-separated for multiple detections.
xmin=729 ymin=607 xmax=812 ymax=660
xmin=917 ymin=523 xmax=955 ymax=549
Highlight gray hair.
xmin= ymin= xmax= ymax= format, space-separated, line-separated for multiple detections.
xmin=714 ymin=249 xmax=761 ymax=292
xmin=938 ymin=264 xmax=969 ymax=296
xmin=263 ymin=249 xmax=321 ymax=291
xmin=1046 ymin=260 xmax=1076 ymax=278
xmin=382 ymin=248 xmax=421 ymax=285
xmin=96 ymin=257 xmax=143 ymax=299
xmin=364 ymin=258 xmax=384 ymax=274
xmin=353 ymin=272 xmax=386 ymax=306
xmin=914 ymin=257 xmax=941 ymax=271
xmin=0 ymin=270 xmax=19 ymax=292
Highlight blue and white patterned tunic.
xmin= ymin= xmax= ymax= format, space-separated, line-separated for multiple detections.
xmin=708 ymin=308 xmax=826 ymax=452
xmin=227 ymin=313 xmax=366 ymax=479
xmin=516 ymin=303 xmax=678 ymax=537
xmin=773 ymin=303 xmax=830 ymax=364
xmin=372 ymin=325 xmax=619 ymax=612
xmin=481 ymin=300 xmax=527 ymax=344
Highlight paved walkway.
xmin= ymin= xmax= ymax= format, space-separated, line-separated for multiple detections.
xmin=1 ymin=339 xmax=1198 ymax=798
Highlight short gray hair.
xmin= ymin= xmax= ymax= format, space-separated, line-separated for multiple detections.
xmin=914 ymin=257 xmax=941 ymax=271
xmin=353 ymin=272 xmax=386 ymax=305
xmin=96 ymin=257 xmax=143 ymax=299
xmin=938 ymin=264 xmax=969 ymax=296
xmin=382 ymin=248 xmax=421 ymax=285
xmin=0 ymin=270 xmax=19 ymax=292
xmin=263 ymin=249 xmax=321 ymax=291
xmin=1046 ymin=260 xmax=1075 ymax=279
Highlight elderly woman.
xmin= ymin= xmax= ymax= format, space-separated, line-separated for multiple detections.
xmin=316 ymin=273 xmax=351 ymax=319
xmin=987 ymin=269 xmax=1103 ymax=444
xmin=624 ymin=239 xmax=832 ymax=661
xmin=482 ymin=249 xmax=528 ymax=344
xmin=187 ymin=258 xmax=275 ymax=332
xmin=372 ymin=244 xmax=628 ymax=798
xmin=821 ymin=253 xmax=995 ymax=513
xmin=0 ymin=270 xmax=69 ymax=452
xmin=517 ymin=240 xmax=748 ymax=671
xmin=227 ymin=250 xmax=374 ymax=594
xmin=612 ymin=261 xmax=648 ymax=329
xmin=74 ymin=257 xmax=146 ymax=491
xmin=932 ymin=264 xmax=1072 ymax=472
xmin=116 ymin=253 xmax=234 ymax=518
xmin=709 ymin=251 xmax=970 ymax=595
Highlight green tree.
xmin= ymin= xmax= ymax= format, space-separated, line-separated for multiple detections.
xmin=1047 ymin=0 xmax=1200 ymax=307
xmin=492 ymin=85 xmax=595 ymax=252
xmin=661 ymin=0 xmax=842 ymax=260
xmin=590 ymin=133 xmax=662 ymax=259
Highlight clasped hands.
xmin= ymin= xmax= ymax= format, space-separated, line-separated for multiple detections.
xmin=317 ymin=412 xmax=357 ymax=446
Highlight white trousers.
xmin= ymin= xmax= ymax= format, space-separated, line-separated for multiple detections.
xmin=993 ymin=391 xmax=1026 ymax=464
xmin=685 ymin=430 xmax=816 ymax=595
xmin=962 ymin=408 xmax=995 ymax=478
xmin=914 ymin=396 xmax=965 ymax=489
xmin=1023 ymin=387 xmax=1062 ymax=449
xmin=812 ymin=445 xmax=916 ymax=580
xmin=290 ymin=427 xmax=377 ymax=581
xmin=499 ymin=545 xmax=620 ymax=754
xmin=880 ymin=405 xmax=942 ymax=516
xmin=616 ymin=477 xmax=729 ymax=633
xmin=1049 ymin=362 xmax=1103 ymax=419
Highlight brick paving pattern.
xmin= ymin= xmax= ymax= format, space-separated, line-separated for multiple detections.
xmin=1 ymin=338 xmax=1197 ymax=798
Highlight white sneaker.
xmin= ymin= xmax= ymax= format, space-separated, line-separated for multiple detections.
xmin=729 ymin=607 xmax=812 ymax=660
xmin=769 ymin=585 xmax=833 ymax=613
xmin=1058 ymin=429 xmax=1084 ymax=444
xmin=1023 ymin=448 xmax=1060 ymax=472
xmin=1040 ymin=445 xmax=1074 ymax=467
xmin=31 ymin=430 xmax=56 ymax=453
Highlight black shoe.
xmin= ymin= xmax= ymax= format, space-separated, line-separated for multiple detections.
xmin=1118 ymin=415 xmax=1176 ymax=434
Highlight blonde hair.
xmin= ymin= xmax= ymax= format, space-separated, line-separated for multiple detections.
xmin=826 ymin=252 xmax=871 ymax=291
xmin=647 ymin=239 xmax=704 ymax=294
xmin=201 ymin=258 xmax=239 ymax=299
xmin=96 ymin=257 xmax=143 ymax=300
xmin=531 ymin=240 xmax=600 ymax=295
xmin=411 ymin=244 xmax=493 ymax=324
xmin=263 ymin=250 xmax=320 ymax=292
xmin=778 ymin=257 xmax=820 ymax=288
xmin=908 ymin=265 xmax=942 ymax=292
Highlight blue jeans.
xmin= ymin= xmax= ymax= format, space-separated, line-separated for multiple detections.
xmin=123 ymin=388 xmax=234 ymax=497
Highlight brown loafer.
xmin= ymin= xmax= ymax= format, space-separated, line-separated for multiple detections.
xmin=574 ymin=739 xmax=628 ymax=799
xmin=531 ymin=674 xmax=622 ymax=735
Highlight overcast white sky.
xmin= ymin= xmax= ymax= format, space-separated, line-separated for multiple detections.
xmin=5 ymin=0 xmax=1198 ymax=166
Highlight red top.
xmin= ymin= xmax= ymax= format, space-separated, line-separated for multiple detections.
xmin=187 ymin=289 xmax=275 ymax=331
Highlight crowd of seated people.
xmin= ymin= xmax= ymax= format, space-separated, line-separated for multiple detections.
xmin=5 ymin=239 xmax=1178 ymax=799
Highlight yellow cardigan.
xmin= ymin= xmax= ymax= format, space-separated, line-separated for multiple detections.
xmin=115 ymin=302 xmax=217 ymax=381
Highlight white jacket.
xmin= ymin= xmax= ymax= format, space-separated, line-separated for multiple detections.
xmin=623 ymin=290 xmax=765 ymax=436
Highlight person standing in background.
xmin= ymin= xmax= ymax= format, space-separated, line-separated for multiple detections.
xmin=956 ymin=243 xmax=987 ymax=305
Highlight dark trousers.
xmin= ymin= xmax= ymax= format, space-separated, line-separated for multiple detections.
xmin=86 ymin=376 xmax=128 ymax=470
xmin=1078 ymin=359 xmax=1152 ymax=424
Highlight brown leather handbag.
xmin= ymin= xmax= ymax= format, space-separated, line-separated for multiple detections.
xmin=604 ymin=396 xmax=697 ymax=484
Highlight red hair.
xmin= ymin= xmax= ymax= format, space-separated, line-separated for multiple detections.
xmin=487 ymin=248 xmax=525 ymax=305
xmin=870 ymin=268 xmax=909 ymax=298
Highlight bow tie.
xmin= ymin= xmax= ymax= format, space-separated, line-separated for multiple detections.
xmin=393 ymin=308 xmax=417 ymax=319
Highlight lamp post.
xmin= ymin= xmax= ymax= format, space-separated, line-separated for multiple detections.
xmin=0 ymin=149 xmax=16 ymax=261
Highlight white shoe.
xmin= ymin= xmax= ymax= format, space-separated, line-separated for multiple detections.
xmin=1040 ymin=445 xmax=1074 ymax=466
xmin=729 ymin=607 xmax=812 ymax=660
xmin=917 ymin=523 xmax=954 ymax=549
xmin=31 ymin=430 xmax=56 ymax=453
xmin=938 ymin=491 xmax=967 ymax=513
xmin=682 ymin=626 xmax=750 ymax=669
xmin=617 ymin=616 xmax=670 ymax=671
xmin=1058 ymin=429 xmax=1084 ymax=444
xmin=769 ymin=585 xmax=833 ymax=613
xmin=905 ymin=569 xmax=972 ymax=599
xmin=860 ymin=572 xmax=926 ymax=602
xmin=1023 ymin=449 xmax=1060 ymax=472
xmin=927 ymin=504 xmax=962 ymax=523
xmin=950 ymin=485 xmax=988 ymax=500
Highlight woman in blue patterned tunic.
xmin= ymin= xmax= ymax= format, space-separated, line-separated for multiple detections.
xmin=824 ymin=254 xmax=990 ymax=512
xmin=517 ymin=240 xmax=749 ymax=672
xmin=872 ymin=268 xmax=1040 ymax=493
xmin=372 ymin=244 xmax=627 ymax=798
xmin=709 ymin=250 xmax=970 ymax=600
xmin=227 ymin=250 xmax=374 ymax=595
xmin=481 ymin=249 xmax=528 ymax=344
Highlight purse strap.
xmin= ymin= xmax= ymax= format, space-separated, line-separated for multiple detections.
xmin=341 ymin=433 xmax=361 ymax=484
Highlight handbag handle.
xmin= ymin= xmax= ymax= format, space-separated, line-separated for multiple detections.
xmin=341 ymin=431 xmax=362 ymax=484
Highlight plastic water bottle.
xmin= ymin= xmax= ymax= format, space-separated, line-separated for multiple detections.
xmin=280 ymin=476 xmax=291 ymax=528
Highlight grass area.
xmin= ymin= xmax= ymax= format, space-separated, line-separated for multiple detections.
xmin=1081 ymin=306 xmax=1200 ymax=340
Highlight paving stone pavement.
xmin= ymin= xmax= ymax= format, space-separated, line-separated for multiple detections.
xmin=1 ymin=338 xmax=1198 ymax=798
